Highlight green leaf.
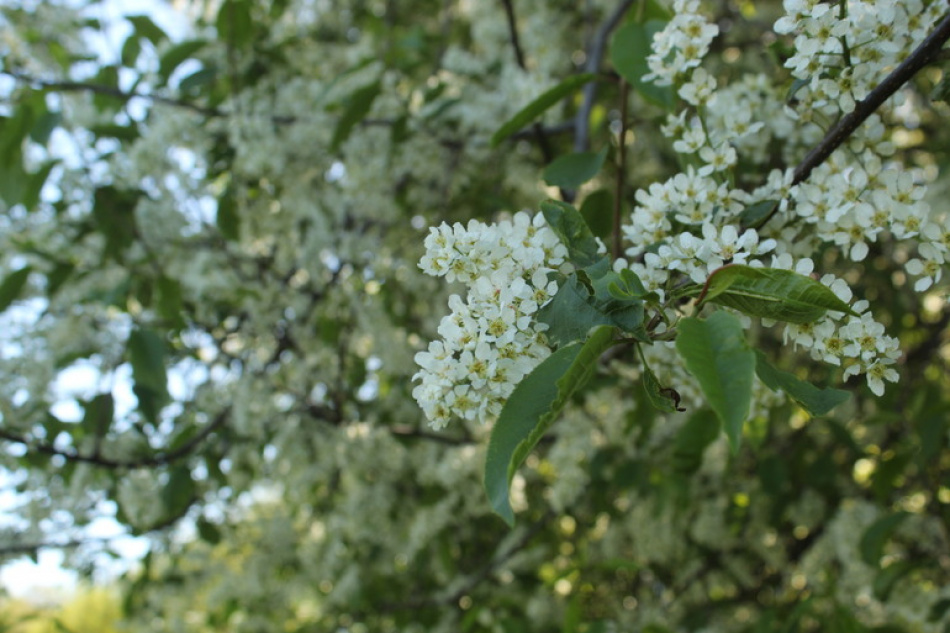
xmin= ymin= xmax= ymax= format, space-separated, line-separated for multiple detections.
xmin=538 ymin=275 xmax=609 ymax=347
xmin=0 ymin=106 xmax=34 ymax=165
xmin=485 ymin=326 xmax=614 ymax=525
xmin=197 ymin=518 xmax=222 ymax=544
xmin=0 ymin=266 xmax=32 ymax=313
xmin=738 ymin=199 xmax=779 ymax=228
xmin=92 ymin=65 xmax=121 ymax=112
xmin=128 ymin=328 xmax=168 ymax=398
xmin=89 ymin=123 xmax=140 ymax=141
xmin=216 ymin=188 xmax=240 ymax=241
xmin=0 ymin=161 xmax=27 ymax=207
xmin=179 ymin=67 xmax=218 ymax=92
xmin=928 ymin=598 xmax=950 ymax=623
xmin=22 ymin=160 xmax=56 ymax=211
xmin=873 ymin=560 xmax=917 ymax=601
xmin=610 ymin=21 xmax=675 ymax=109
xmin=92 ymin=186 xmax=140 ymax=260
xmin=859 ymin=512 xmax=910 ymax=567
xmin=579 ymin=189 xmax=613 ymax=240
xmin=47 ymin=262 xmax=74 ymax=296
xmin=699 ymin=264 xmax=857 ymax=324
xmin=158 ymin=39 xmax=208 ymax=82
xmin=490 ymin=73 xmax=596 ymax=147
xmin=331 ymin=80 xmax=382 ymax=151
xmin=671 ymin=409 xmax=720 ymax=475
xmin=162 ymin=465 xmax=196 ymax=518
xmin=788 ymin=77 xmax=811 ymax=102
xmin=675 ymin=311 xmax=755 ymax=452
xmin=543 ymin=147 xmax=608 ymax=190
xmin=215 ymin=0 xmax=253 ymax=48
xmin=754 ymin=350 xmax=849 ymax=416
xmin=127 ymin=15 xmax=167 ymax=46
xmin=538 ymin=273 xmax=646 ymax=346
xmin=156 ymin=276 xmax=185 ymax=328
xmin=30 ymin=110 xmax=61 ymax=145
xmin=639 ymin=0 xmax=674 ymax=21
xmin=540 ymin=199 xmax=601 ymax=268
xmin=121 ymin=32 xmax=142 ymax=66
xmin=81 ymin=393 xmax=114 ymax=438
xmin=606 ymin=268 xmax=649 ymax=301
xmin=638 ymin=345 xmax=684 ymax=413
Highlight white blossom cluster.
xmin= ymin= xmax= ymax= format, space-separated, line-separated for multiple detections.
xmin=776 ymin=0 xmax=945 ymax=115
xmin=644 ymin=0 xmax=719 ymax=87
xmin=413 ymin=212 xmax=568 ymax=428
xmin=769 ymin=254 xmax=901 ymax=396
xmin=622 ymin=218 xmax=779 ymax=296
xmin=772 ymin=0 xmax=950 ymax=288
xmin=610 ymin=0 xmax=945 ymax=399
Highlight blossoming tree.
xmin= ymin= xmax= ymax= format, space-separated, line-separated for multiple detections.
xmin=1 ymin=0 xmax=949 ymax=630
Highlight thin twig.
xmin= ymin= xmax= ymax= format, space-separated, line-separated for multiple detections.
xmin=614 ymin=79 xmax=630 ymax=259
xmin=498 ymin=0 xmax=560 ymax=192
xmin=500 ymin=0 xmax=528 ymax=69
xmin=0 ymin=407 xmax=229 ymax=470
xmin=3 ymin=70 xmax=222 ymax=117
xmin=2 ymin=70 xmax=297 ymax=124
xmin=574 ymin=0 xmax=637 ymax=153
xmin=0 ymin=539 xmax=88 ymax=557
xmin=755 ymin=10 xmax=950 ymax=228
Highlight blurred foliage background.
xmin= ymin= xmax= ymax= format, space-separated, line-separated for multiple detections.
xmin=0 ymin=0 xmax=948 ymax=631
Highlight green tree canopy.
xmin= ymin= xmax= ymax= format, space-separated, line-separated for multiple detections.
xmin=1 ymin=0 xmax=949 ymax=631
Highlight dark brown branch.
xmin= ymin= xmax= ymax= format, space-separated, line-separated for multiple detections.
xmin=793 ymin=12 xmax=950 ymax=186
xmin=499 ymin=0 xmax=528 ymax=70
xmin=498 ymin=0 xmax=560 ymax=181
xmin=754 ymin=10 xmax=950 ymax=228
xmin=0 ymin=407 xmax=229 ymax=470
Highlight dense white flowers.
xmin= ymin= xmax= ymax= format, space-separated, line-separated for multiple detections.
xmin=777 ymin=0 xmax=945 ymax=116
xmin=644 ymin=0 xmax=719 ymax=86
xmin=413 ymin=212 xmax=568 ymax=428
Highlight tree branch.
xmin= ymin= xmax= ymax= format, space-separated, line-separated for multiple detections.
xmin=574 ymin=0 xmax=637 ymax=153
xmin=499 ymin=0 xmax=528 ymax=70
xmin=498 ymin=0 xmax=561 ymax=186
xmin=754 ymin=10 xmax=950 ymax=228
xmin=0 ymin=407 xmax=230 ymax=470
xmin=614 ymin=79 xmax=630 ymax=259
xmin=3 ymin=69 xmax=223 ymax=118
xmin=793 ymin=11 xmax=950 ymax=187
xmin=2 ymin=70 xmax=297 ymax=124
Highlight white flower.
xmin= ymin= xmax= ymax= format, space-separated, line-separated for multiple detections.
xmin=413 ymin=211 xmax=568 ymax=428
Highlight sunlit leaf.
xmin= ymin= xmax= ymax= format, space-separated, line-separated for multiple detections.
xmin=699 ymin=264 xmax=857 ymax=324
